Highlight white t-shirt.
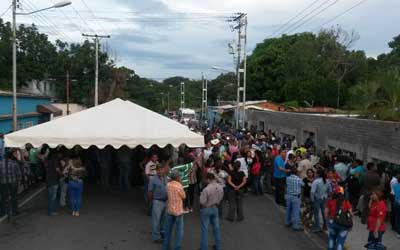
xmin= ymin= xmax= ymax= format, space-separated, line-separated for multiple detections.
xmin=203 ymin=148 xmax=212 ymax=161
xmin=390 ymin=177 xmax=398 ymax=194
xmin=236 ymin=157 xmax=248 ymax=177
xmin=145 ymin=160 xmax=158 ymax=176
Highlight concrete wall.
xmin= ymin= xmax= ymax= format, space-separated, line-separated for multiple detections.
xmin=247 ymin=110 xmax=400 ymax=165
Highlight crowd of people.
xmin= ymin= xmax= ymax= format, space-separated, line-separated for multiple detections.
xmin=1 ymin=125 xmax=400 ymax=250
xmin=141 ymin=124 xmax=400 ymax=250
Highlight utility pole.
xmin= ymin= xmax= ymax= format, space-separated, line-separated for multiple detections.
xmin=242 ymin=15 xmax=248 ymax=129
xmin=201 ymin=73 xmax=208 ymax=121
xmin=12 ymin=0 xmax=17 ymax=131
xmin=230 ymin=13 xmax=247 ymax=129
xmin=180 ymin=82 xmax=185 ymax=110
xmin=167 ymin=91 xmax=170 ymax=113
xmin=82 ymin=33 xmax=110 ymax=106
xmin=65 ymin=64 xmax=71 ymax=115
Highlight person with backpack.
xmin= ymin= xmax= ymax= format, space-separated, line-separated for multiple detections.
xmin=325 ymin=186 xmax=353 ymax=250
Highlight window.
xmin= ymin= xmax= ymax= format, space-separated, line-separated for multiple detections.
xmin=258 ymin=121 xmax=265 ymax=132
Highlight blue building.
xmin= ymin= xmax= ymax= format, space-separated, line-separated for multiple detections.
xmin=0 ymin=90 xmax=61 ymax=134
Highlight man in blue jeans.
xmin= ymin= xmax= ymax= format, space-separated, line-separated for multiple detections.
xmin=199 ymin=173 xmax=224 ymax=250
xmin=148 ymin=164 xmax=168 ymax=243
xmin=163 ymin=169 xmax=186 ymax=250
xmin=285 ymin=168 xmax=304 ymax=231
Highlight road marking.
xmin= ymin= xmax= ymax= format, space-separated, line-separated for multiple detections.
xmin=0 ymin=186 xmax=46 ymax=223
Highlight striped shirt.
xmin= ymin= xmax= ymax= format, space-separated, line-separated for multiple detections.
xmin=0 ymin=159 xmax=22 ymax=184
xmin=166 ymin=180 xmax=186 ymax=216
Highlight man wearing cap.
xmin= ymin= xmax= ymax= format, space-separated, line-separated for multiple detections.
xmin=148 ymin=164 xmax=168 ymax=243
xmin=163 ymin=169 xmax=186 ymax=250
xmin=199 ymin=173 xmax=224 ymax=250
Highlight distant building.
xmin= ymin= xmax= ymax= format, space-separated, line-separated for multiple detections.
xmin=52 ymin=103 xmax=87 ymax=117
xmin=0 ymin=91 xmax=61 ymax=134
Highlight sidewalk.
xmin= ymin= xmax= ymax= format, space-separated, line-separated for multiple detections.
xmin=345 ymin=215 xmax=398 ymax=250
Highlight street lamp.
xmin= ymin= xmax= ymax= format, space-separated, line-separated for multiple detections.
xmin=11 ymin=0 xmax=72 ymax=131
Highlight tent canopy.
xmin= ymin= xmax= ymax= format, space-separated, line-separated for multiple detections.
xmin=5 ymin=98 xmax=204 ymax=149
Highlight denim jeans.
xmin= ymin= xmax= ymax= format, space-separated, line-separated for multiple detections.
xmin=200 ymin=207 xmax=221 ymax=250
xmin=252 ymin=175 xmax=262 ymax=195
xmin=285 ymin=195 xmax=301 ymax=229
xmin=152 ymin=200 xmax=167 ymax=241
xmin=59 ymin=179 xmax=68 ymax=207
xmin=367 ymin=231 xmax=384 ymax=243
xmin=327 ymin=221 xmax=350 ymax=250
xmin=162 ymin=214 xmax=184 ymax=250
xmin=0 ymin=183 xmax=18 ymax=216
xmin=47 ymin=184 xmax=59 ymax=214
xmin=68 ymin=180 xmax=83 ymax=212
xmin=313 ymin=198 xmax=327 ymax=230
xmin=119 ymin=162 xmax=131 ymax=191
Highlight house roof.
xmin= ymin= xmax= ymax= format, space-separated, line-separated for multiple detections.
xmin=0 ymin=90 xmax=51 ymax=99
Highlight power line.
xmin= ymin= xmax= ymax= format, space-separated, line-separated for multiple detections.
xmin=269 ymin=0 xmax=322 ymax=37
xmin=0 ymin=3 xmax=12 ymax=18
xmin=80 ymin=0 xmax=107 ymax=34
xmin=277 ymin=0 xmax=337 ymax=36
xmin=22 ymin=0 xmax=74 ymax=43
xmin=313 ymin=0 xmax=368 ymax=31
xmin=69 ymin=4 xmax=95 ymax=33
xmin=48 ymin=0 xmax=85 ymax=35
xmin=285 ymin=0 xmax=340 ymax=35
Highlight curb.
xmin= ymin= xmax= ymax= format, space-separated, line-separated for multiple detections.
xmin=0 ymin=185 xmax=46 ymax=223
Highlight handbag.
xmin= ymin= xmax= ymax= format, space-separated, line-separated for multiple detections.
xmin=333 ymin=200 xmax=353 ymax=228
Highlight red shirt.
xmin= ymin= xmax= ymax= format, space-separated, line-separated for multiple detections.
xmin=367 ymin=200 xmax=387 ymax=232
xmin=326 ymin=199 xmax=352 ymax=220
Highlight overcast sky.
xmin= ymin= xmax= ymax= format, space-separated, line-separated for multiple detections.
xmin=1 ymin=0 xmax=399 ymax=80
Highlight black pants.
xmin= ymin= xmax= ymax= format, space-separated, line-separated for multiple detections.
xmin=0 ymin=183 xmax=19 ymax=216
xmin=227 ymin=189 xmax=244 ymax=220
xmin=274 ymin=177 xmax=286 ymax=206
xmin=361 ymin=192 xmax=371 ymax=224
xmin=185 ymin=184 xmax=196 ymax=208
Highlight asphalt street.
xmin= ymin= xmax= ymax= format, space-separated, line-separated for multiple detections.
xmin=0 ymin=184 xmax=325 ymax=250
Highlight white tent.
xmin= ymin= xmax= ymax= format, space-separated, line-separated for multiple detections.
xmin=5 ymin=98 xmax=204 ymax=149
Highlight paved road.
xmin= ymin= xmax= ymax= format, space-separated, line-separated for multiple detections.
xmin=0 ymin=184 xmax=325 ymax=250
